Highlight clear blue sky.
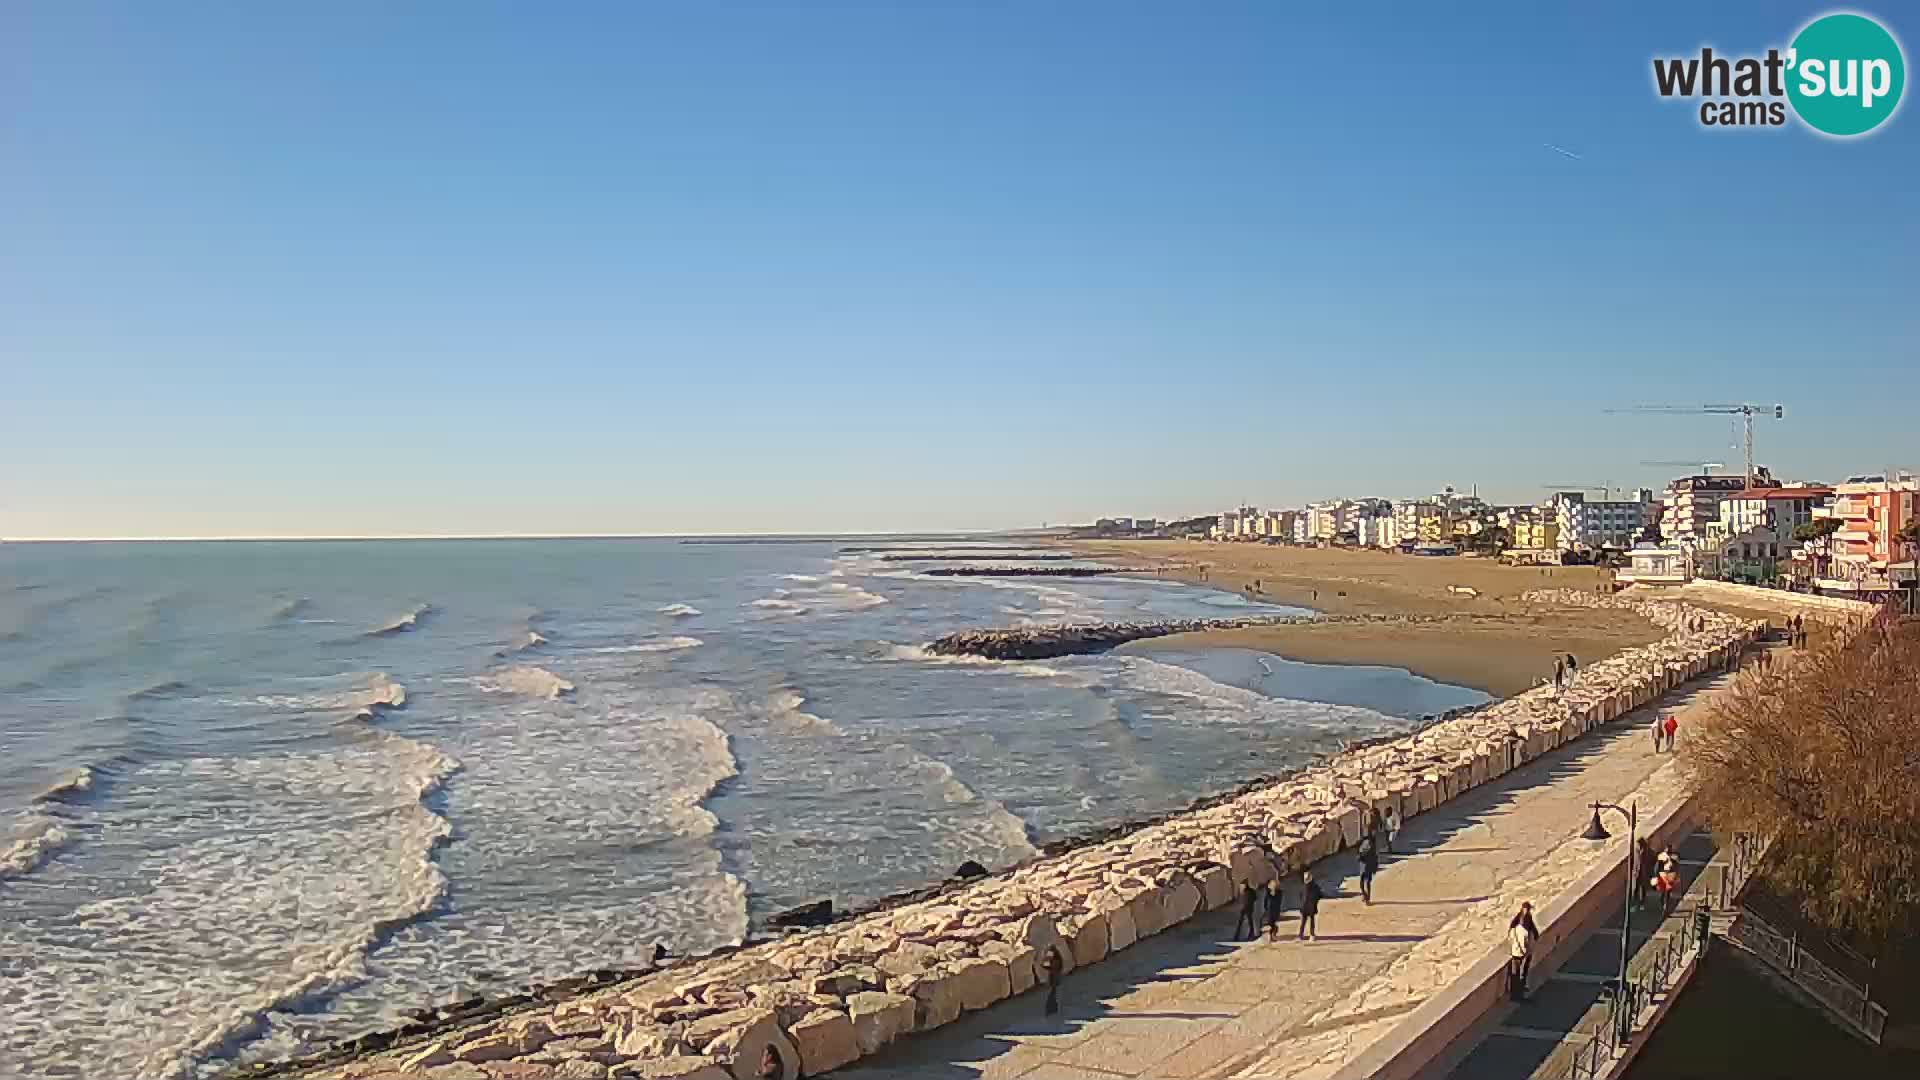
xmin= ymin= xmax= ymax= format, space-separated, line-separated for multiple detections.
xmin=4 ymin=2 xmax=1914 ymax=537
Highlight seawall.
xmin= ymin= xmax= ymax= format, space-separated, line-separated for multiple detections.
xmin=277 ymin=595 xmax=1767 ymax=1080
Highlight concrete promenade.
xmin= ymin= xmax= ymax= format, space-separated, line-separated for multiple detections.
xmin=832 ymin=675 xmax=1729 ymax=1080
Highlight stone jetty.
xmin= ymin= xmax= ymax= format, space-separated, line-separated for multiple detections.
xmin=926 ymin=616 xmax=1310 ymax=660
xmin=920 ymin=566 xmax=1128 ymax=578
xmin=280 ymin=594 xmax=1766 ymax=1080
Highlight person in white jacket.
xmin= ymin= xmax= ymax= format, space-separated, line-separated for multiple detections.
xmin=1508 ymin=901 xmax=1540 ymax=998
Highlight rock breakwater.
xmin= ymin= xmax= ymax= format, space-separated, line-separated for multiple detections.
xmin=927 ymin=616 xmax=1311 ymax=659
xmin=921 ymin=566 xmax=1129 ymax=578
xmin=279 ymin=594 xmax=1765 ymax=1080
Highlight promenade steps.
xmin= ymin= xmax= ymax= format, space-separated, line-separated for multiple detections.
xmin=297 ymin=595 xmax=1772 ymax=1080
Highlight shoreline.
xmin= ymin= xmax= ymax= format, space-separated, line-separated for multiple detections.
xmin=278 ymin=590 xmax=1773 ymax=1080
xmin=1078 ymin=541 xmax=1662 ymax=697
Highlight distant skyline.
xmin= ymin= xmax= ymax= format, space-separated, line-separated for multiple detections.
xmin=4 ymin=3 xmax=1915 ymax=539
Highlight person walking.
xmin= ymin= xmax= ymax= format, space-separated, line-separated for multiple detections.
xmin=1508 ymin=901 xmax=1540 ymax=999
xmin=1651 ymin=713 xmax=1665 ymax=753
xmin=1662 ymin=712 xmax=1679 ymax=753
xmin=1042 ymin=946 xmax=1063 ymax=1016
xmin=1634 ymin=837 xmax=1657 ymax=909
xmin=1234 ymin=882 xmax=1261 ymax=941
xmin=1264 ymin=876 xmax=1286 ymax=942
xmin=1566 ymin=653 xmax=1579 ymax=682
xmin=1358 ymin=833 xmax=1379 ymax=905
xmin=1654 ymin=848 xmax=1680 ymax=914
xmin=1383 ymin=805 xmax=1401 ymax=855
xmin=1553 ymin=656 xmax=1565 ymax=693
xmin=1297 ymin=870 xmax=1323 ymax=941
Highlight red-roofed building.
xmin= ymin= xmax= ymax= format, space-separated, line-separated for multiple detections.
xmin=1702 ymin=485 xmax=1833 ymax=584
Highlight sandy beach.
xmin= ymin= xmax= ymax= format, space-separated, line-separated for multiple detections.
xmin=1078 ymin=540 xmax=1663 ymax=696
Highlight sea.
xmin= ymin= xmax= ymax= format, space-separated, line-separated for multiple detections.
xmin=0 ymin=538 xmax=1488 ymax=1079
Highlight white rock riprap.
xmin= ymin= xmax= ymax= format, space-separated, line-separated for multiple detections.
xmin=292 ymin=595 xmax=1761 ymax=1080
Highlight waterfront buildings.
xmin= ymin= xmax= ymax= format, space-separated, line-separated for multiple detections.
xmin=1660 ymin=469 xmax=1773 ymax=552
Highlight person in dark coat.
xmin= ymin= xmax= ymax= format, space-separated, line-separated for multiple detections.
xmin=1264 ymin=878 xmax=1286 ymax=941
xmin=1042 ymin=946 xmax=1064 ymax=1015
xmin=1234 ymin=882 xmax=1261 ymax=941
xmin=1297 ymin=870 xmax=1323 ymax=940
xmin=1358 ymin=833 xmax=1379 ymax=905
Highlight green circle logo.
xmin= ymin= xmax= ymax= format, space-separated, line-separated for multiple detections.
xmin=1786 ymin=13 xmax=1906 ymax=136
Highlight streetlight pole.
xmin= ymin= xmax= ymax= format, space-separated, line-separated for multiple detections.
xmin=1583 ymin=800 xmax=1638 ymax=1044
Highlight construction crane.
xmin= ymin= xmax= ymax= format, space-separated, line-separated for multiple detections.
xmin=1606 ymin=404 xmax=1783 ymax=490
xmin=1541 ymin=483 xmax=1630 ymax=498
xmin=1639 ymin=460 xmax=1725 ymax=474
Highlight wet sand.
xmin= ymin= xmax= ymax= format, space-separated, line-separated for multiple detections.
xmin=1079 ymin=540 xmax=1660 ymax=697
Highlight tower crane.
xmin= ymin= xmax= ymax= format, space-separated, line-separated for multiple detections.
xmin=1639 ymin=460 xmax=1726 ymax=475
xmin=1605 ymin=404 xmax=1783 ymax=490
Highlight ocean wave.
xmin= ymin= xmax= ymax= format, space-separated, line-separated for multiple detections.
xmin=126 ymin=679 xmax=193 ymax=703
xmin=148 ymin=737 xmax=456 ymax=1078
xmin=1113 ymin=656 xmax=1407 ymax=739
xmin=767 ymin=688 xmax=844 ymax=736
xmin=364 ymin=604 xmax=433 ymax=638
xmin=750 ymin=596 xmax=808 ymax=615
xmin=0 ymin=817 xmax=72 ymax=880
xmin=33 ymin=766 xmax=97 ymax=805
xmin=781 ymin=574 xmax=822 ymax=583
xmin=657 ymin=603 xmax=702 ymax=618
xmin=480 ymin=664 xmax=575 ymax=700
xmin=590 ymin=636 xmax=703 ymax=654
xmin=269 ymin=597 xmax=311 ymax=623
xmin=897 ymin=752 xmax=1039 ymax=862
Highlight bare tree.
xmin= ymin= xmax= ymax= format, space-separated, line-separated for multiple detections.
xmin=1685 ymin=619 xmax=1920 ymax=941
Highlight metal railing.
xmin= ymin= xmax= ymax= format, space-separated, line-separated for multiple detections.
xmin=1547 ymin=900 xmax=1713 ymax=1080
xmin=1728 ymin=907 xmax=1888 ymax=1044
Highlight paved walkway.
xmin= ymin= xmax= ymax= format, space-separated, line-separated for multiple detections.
xmin=1440 ymin=826 xmax=1727 ymax=1080
xmin=830 ymin=673 xmax=1732 ymax=1080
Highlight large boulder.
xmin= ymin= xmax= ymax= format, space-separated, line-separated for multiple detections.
xmin=845 ymin=991 xmax=916 ymax=1055
xmin=788 ymin=1008 xmax=861 ymax=1076
xmin=904 ymin=967 xmax=964 ymax=1030
xmin=947 ymin=956 xmax=1013 ymax=1012
xmin=997 ymin=912 xmax=1072 ymax=979
xmin=682 ymin=1008 xmax=800 ymax=1080
xmin=614 ymin=1058 xmax=732 ymax=1080
xmin=1065 ymin=911 xmax=1109 ymax=967
xmin=1194 ymin=864 xmax=1235 ymax=911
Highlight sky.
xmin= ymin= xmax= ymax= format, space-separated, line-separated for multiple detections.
xmin=3 ymin=2 xmax=1915 ymax=538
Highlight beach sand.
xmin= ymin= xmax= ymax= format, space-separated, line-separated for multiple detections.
xmin=1079 ymin=540 xmax=1662 ymax=697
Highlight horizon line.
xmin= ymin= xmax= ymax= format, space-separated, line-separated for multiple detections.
xmin=0 ymin=529 xmax=1060 ymax=544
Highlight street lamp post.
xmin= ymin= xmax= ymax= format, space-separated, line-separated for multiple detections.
xmin=1582 ymin=800 xmax=1639 ymax=1045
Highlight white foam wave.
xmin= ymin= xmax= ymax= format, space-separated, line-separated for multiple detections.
xmin=751 ymin=597 xmax=809 ymax=615
xmin=365 ymin=604 xmax=432 ymax=637
xmin=657 ymin=603 xmax=702 ymax=618
xmin=34 ymin=766 xmax=97 ymax=804
xmin=767 ymin=688 xmax=844 ymax=736
xmin=0 ymin=816 xmax=72 ymax=879
xmin=897 ymin=753 xmax=1038 ymax=862
xmin=1113 ymin=656 xmax=1406 ymax=737
xmin=590 ymin=636 xmax=703 ymax=654
xmin=0 ymin=735 xmax=460 ymax=1078
xmin=246 ymin=672 xmax=408 ymax=719
xmin=479 ymin=665 xmax=575 ymax=700
xmin=781 ymin=574 xmax=822 ymax=583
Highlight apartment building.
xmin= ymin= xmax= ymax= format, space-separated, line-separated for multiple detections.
xmin=1660 ymin=468 xmax=1774 ymax=551
xmin=1551 ymin=489 xmax=1657 ymax=551
xmin=1807 ymin=473 xmax=1920 ymax=595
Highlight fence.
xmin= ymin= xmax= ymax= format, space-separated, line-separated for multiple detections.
xmin=1728 ymin=907 xmax=1888 ymax=1044
xmin=1544 ymin=900 xmax=1714 ymax=1080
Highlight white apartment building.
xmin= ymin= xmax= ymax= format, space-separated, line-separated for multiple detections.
xmin=1660 ymin=469 xmax=1772 ymax=551
xmin=1551 ymin=489 xmax=1657 ymax=551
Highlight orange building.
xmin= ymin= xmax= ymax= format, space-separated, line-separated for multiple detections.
xmin=1808 ymin=473 xmax=1920 ymax=597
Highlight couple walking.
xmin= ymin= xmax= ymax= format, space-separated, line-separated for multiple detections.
xmin=1650 ymin=712 xmax=1679 ymax=753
